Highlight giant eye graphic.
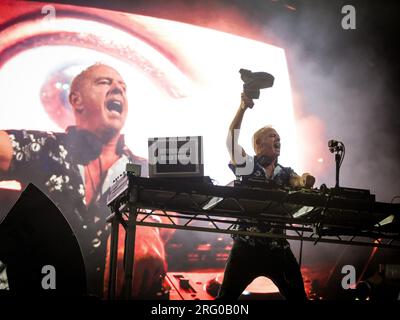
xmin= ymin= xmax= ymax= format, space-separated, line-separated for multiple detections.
xmin=0 ymin=9 xmax=193 ymax=130
xmin=0 ymin=3 xmax=299 ymax=186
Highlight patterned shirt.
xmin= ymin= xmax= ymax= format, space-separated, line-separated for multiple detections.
xmin=0 ymin=128 xmax=148 ymax=296
xmin=229 ymin=155 xmax=296 ymax=248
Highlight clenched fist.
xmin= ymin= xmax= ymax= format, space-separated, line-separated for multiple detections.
xmin=240 ymin=92 xmax=254 ymax=110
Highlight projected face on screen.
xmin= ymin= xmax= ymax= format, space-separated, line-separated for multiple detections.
xmin=0 ymin=1 xmax=299 ymax=187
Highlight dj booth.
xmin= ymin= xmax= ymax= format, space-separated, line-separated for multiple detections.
xmin=105 ymin=169 xmax=400 ymax=299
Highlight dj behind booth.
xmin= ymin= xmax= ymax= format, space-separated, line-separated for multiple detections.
xmin=106 ymin=133 xmax=400 ymax=301
xmin=1 ymin=133 xmax=400 ymax=300
xmin=104 ymin=70 xmax=400 ymax=301
xmin=1 ymin=70 xmax=400 ymax=300
xmin=106 ymin=119 xmax=400 ymax=302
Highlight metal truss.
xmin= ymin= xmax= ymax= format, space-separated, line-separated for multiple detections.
xmin=110 ymin=179 xmax=400 ymax=250
xmin=106 ymin=175 xmax=400 ymax=299
xmin=129 ymin=208 xmax=400 ymax=250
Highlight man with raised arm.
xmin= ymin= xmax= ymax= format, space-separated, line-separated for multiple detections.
xmin=218 ymin=92 xmax=315 ymax=300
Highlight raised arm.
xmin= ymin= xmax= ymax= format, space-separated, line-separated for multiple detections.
xmin=0 ymin=130 xmax=12 ymax=173
xmin=226 ymin=93 xmax=254 ymax=165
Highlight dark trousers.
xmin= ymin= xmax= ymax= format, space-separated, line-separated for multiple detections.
xmin=217 ymin=239 xmax=307 ymax=300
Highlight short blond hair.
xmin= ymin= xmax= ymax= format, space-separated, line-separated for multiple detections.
xmin=252 ymin=125 xmax=274 ymax=152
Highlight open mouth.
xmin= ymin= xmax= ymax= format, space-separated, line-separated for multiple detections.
xmin=273 ymin=142 xmax=280 ymax=150
xmin=106 ymin=99 xmax=123 ymax=114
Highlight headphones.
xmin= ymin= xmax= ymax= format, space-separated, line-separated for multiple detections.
xmin=257 ymin=155 xmax=277 ymax=167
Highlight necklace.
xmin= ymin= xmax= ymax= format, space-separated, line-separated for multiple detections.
xmin=85 ymin=157 xmax=105 ymax=204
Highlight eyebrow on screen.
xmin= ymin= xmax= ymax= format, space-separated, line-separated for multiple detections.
xmin=94 ymin=77 xmax=127 ymax=88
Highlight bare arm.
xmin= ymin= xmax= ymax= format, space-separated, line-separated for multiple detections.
xmin=226 ymin=93 xmax=254 ymax=165
xmin=0 ymin=130 xmax=12 ymax=173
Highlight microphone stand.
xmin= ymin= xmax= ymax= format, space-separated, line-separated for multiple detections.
xmin=329 ymin=140 xmax=345 ymax=190
xmin=335 ymin=152 xmax=341 ymax=188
